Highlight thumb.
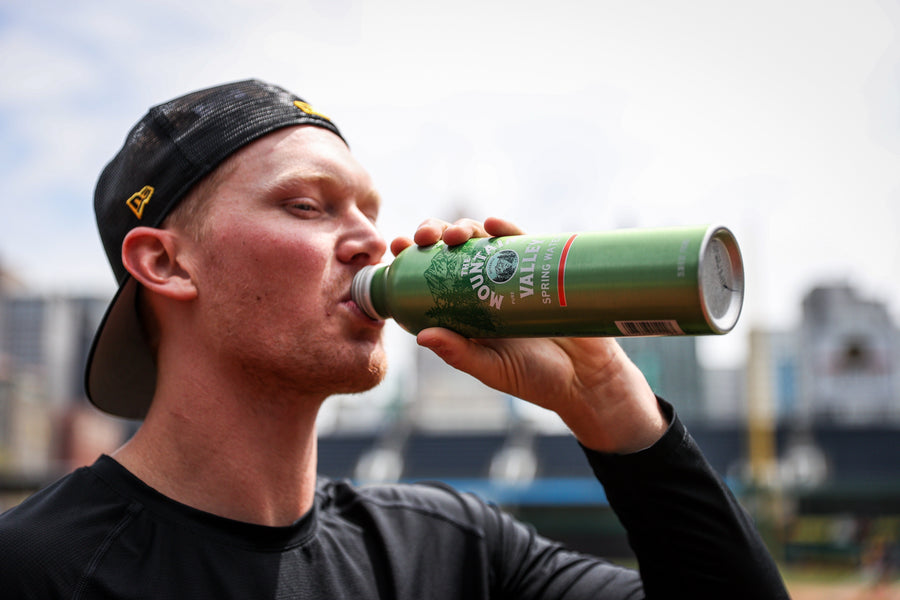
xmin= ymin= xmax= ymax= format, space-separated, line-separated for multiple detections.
xmin=416 ymin=328 xmax=472 ymax=369
xmin=416 ymin=328 xmax=516 ymax=395
xmin=417 ymin=327 xmax=505 ymax=375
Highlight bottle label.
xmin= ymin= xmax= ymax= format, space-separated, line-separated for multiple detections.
xmin=420 ymin=234 xmax=574 ymax=334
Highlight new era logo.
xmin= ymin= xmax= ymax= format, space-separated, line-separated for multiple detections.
xmin=293 ymin=100 xmax=331 ymax=122
xmin=126 ymin=185 xmax=154 ymax=219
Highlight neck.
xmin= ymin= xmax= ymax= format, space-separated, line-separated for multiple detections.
xmin=113 ymin=376 xmax=325 ymax=527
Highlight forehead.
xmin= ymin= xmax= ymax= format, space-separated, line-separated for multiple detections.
xmin=222 ymin=125 xmax=377 ymax=199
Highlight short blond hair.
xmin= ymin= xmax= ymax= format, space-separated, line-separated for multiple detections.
xmin=162 ymin=151 xmax=239 ymax=240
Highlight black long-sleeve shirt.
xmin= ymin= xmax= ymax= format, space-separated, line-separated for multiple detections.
xmin=0 ymin=402 xmax=789 ymax=599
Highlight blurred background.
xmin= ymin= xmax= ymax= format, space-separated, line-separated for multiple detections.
xmin=2 ymin=0 xmax=899 ymax=596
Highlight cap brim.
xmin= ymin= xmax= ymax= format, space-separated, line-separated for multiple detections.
xmin=85 ymin=277 xmax=156 ymax=419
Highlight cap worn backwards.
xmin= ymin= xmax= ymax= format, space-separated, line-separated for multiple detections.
xmin=86 ymin=79 xmax=346 ymax=419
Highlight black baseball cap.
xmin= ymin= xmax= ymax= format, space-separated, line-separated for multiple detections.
xmin=86 ymin=79 xmax=346 ymax=419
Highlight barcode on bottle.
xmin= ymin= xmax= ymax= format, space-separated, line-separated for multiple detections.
xmin=615 ymin=320 xmax=684 ymax=336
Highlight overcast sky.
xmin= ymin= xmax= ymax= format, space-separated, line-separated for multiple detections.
xmin=1 ymin=0 xmax=899 ymax=369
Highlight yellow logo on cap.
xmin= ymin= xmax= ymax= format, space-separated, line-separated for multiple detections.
xmin=293 ymin=100 xmax=331 ymax=122
xmin=126 ymin=185 xmax=154 ymax=219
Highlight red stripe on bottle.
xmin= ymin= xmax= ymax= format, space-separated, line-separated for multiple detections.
xmin=557 ymin=234 xmax=577 ymax=307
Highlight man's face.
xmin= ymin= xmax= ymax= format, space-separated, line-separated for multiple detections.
xmin=180 ymin=125 xmax=389 ymax=399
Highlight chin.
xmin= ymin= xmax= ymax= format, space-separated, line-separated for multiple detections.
xmin=333 ymin=351 xmax=389 ymax=395
xmin=360 ymin=355 xmax=390 ymax=392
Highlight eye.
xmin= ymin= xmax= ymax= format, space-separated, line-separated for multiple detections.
xmin=359 ymin=198 xmax=380 ymax=224
xmin=362 ymin=208 xmax=379 ymax=224
xmin=286 ymin=198 xmax=323 ymax=217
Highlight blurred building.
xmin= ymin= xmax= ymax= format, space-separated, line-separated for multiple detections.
xmin=701 ymin=285 xmax=900 ymax=429
xmin=799 ymin=284 xmax=900 ymax=424
xmin=0 ymin=289 xmax=120 ymax=493
xmin=2 ymin=295 xmax=107 ymax=405
xmin=620 ymin=336 xmax=702 ymax=421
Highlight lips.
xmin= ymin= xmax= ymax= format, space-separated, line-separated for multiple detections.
xmin=342 ymin=293 xmax=384 ymax=326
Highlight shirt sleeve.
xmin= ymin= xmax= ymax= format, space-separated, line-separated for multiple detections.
xmin=582 ymin=398 xmax=790 ymax=599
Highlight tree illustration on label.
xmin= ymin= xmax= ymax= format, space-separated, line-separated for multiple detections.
xmin=424 ymin=247 xmax=502 ymax=334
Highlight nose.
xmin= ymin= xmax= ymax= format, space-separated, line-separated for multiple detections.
xmin=337 ymin=208 xmax=388 ymax=266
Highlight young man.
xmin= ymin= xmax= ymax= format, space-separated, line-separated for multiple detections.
xmin=0 ymin=80 xmax=789 ymax=598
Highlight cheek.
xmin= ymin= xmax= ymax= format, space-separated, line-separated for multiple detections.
xmin=205 ymin=221 xmax=317 ymax=273
xmin=199 ymin=231 xmax=332 ymax=314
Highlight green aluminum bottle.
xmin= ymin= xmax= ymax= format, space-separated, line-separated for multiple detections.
xmin=351 ymin=224 xmax=744 ymax=338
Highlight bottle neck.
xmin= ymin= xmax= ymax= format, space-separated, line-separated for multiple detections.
xmin=351 ymin=264 xmax=388 ymax=320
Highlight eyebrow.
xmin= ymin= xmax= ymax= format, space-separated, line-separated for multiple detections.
xmin=267 ymin=170 xmax=382 ymax=209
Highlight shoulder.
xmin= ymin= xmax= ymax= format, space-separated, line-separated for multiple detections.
xmin=0 ymin=464 xmax=137 ymax=593
xmin=2 ymin=467 xmax=95 ymax=542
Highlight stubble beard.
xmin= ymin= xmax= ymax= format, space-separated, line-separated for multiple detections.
xmin=329 ymin=345 xmax=389 ymax=395
xmin=236 ymin=337 xmax=389 ymax=401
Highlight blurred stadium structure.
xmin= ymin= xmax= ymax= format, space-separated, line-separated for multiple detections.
xmin=2 ymin=264 xmax=899 ymax=568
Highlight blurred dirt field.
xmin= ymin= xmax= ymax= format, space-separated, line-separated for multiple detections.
xmin=787 ymin=579 xmax=900 ymax=599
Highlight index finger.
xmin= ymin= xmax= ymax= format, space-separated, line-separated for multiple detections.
xmin=418 ymin=217 xmax=525 ymax=247
xmin=482 ymin=217 xmax=525 ymax=237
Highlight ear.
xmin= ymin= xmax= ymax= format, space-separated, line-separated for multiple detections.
xmin=121 ymin=227 xmax=198 ymax=301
